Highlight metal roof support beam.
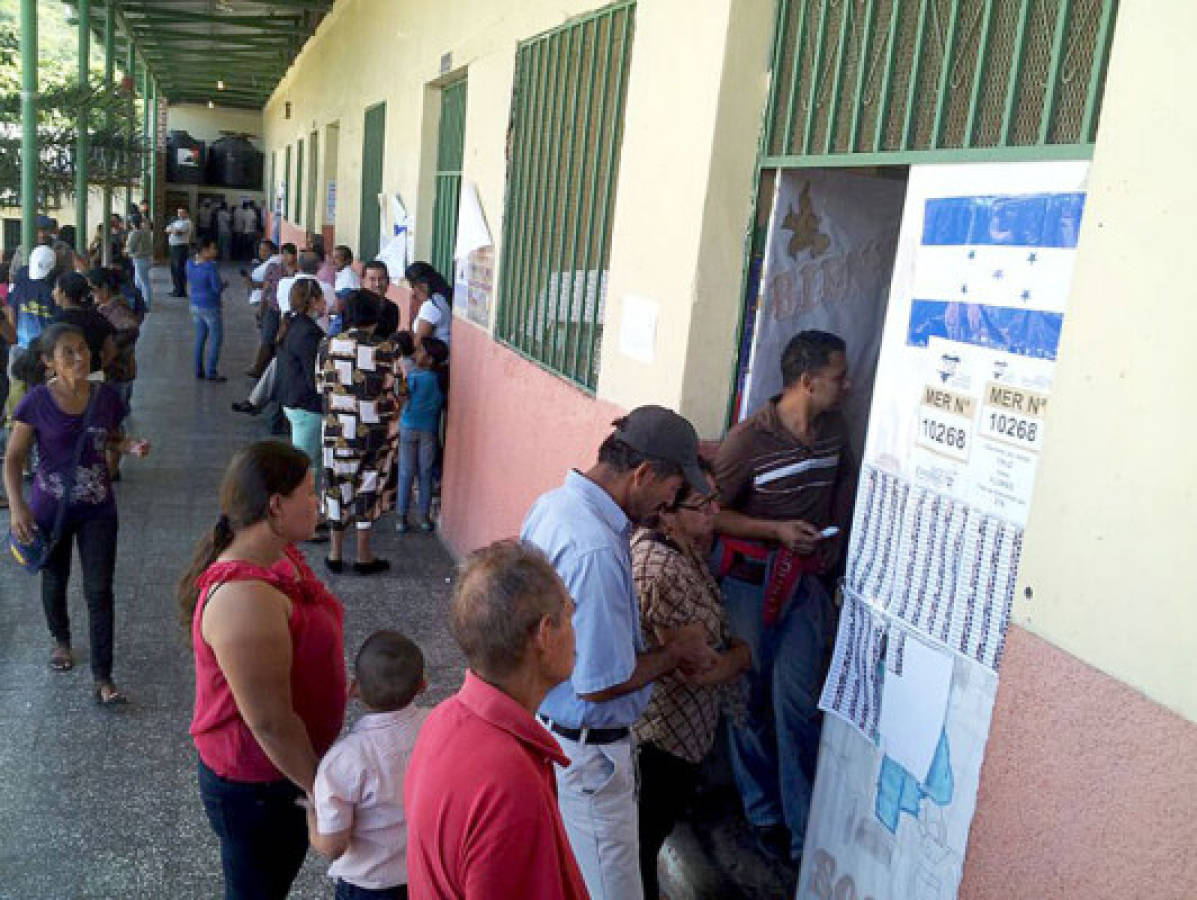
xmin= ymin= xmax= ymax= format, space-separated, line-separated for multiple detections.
xmin=76 ymin=0 xmax=90 ymax=245
xmin=20 ymin=0 xmax=36 ymax=252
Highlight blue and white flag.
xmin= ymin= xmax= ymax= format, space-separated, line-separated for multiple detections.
xmin=905 ymin=191 xmax=1086 ymax=360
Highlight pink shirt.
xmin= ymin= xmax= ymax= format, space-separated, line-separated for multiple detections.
xmin=405 ymin=671 xmax=589 ymax=900
xmin=314 ymin=705 xmax=430 ymax=890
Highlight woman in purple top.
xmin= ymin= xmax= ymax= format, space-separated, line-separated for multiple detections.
xmin=3 ymin=324 xmax=151 ymax=704
xmin=186 ymin=237 xmax=228 ymax=382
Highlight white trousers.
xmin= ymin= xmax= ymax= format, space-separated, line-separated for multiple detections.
xmin=553 ymin=733 xmax=644 ymax=900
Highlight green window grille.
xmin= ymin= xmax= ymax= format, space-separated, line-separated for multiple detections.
xmin=295 ymin=139 xmax=304 ymax=224
xmin=762 ymin=0 xmax=1118 ymax=166
xmin=284 ymin=144 xmax=292 ymax=222
xmin=307 ymin=130 xmax=319 ymax=233
xmin=431 ymin=78 xmax=468 ymax=284
xmin=360 ymin=102 xmax=386 ymax=261
xmin=497 ymin=0 xmax=636 ymax=391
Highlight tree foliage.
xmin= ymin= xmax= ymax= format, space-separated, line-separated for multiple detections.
xmin=0 ymin=7 xmax=145 ymax=208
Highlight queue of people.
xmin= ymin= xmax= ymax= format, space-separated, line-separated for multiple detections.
xmin=4 ymin=205 xmax=852 ymax=897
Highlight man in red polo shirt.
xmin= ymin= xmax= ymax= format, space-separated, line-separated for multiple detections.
xmin=405 ymin=540 xmax=588 ymax=899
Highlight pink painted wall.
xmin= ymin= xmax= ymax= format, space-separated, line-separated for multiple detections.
xmin=439 ymin=319 xmax=625 ymax=557
xmin=962 ymin=626 xmax=1197 ymax=897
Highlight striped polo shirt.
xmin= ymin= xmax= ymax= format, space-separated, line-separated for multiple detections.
xmin=714 ymin=398 xmax=853 ymax=524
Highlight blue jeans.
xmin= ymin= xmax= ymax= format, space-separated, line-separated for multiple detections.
xmin=191 ymin=306 xmax=224 ymax=377
xmin=197 ymin=759 xmax=308 ymax=900
xmin=397 ymin=428 xmax=437 ymax=520
xmin=132 ymin=256 xmax=153 ymax=312
xmin=336 ymin=879 xmax=408 ymax=899
xmin=722 ymin=563 xmax=832 ymax=862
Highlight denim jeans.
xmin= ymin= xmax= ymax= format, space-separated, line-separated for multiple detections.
xmin=169 ymin=244 xmax=188 ymax=296
xmin=197 ymin=759 xmax=308 ymax=900
xmin=722 ymin=565 xmax=832 ymax=862
xmin=284 ymin=406 xmax=323 ymax=497
xmin=335 ymin=880 xmax=408 ymax=900
xmin=131 ymin=256 xmax=153 ymax=312
xmin=192 ymin=306 xmax=224 ymax=377
xmin=397 ymin=428 xmax=438 ymax=520
xmin=41 ymin=515 xmax=119 ymax=681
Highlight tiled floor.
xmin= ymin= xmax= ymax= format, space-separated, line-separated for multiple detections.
xmin=0 ymin=263 xmax=463 ymax=898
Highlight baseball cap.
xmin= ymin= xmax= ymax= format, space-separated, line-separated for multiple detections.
xmin=35 ymin=214 xmax=54 ymax=230
xmin=29 ymin=245 xmax=56 ymax=280
xmin=612 ymin=405 xmax=708 ymax=494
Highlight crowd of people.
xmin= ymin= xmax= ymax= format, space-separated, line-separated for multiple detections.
xmin=4 ymin=201 xmax=855 ymax=898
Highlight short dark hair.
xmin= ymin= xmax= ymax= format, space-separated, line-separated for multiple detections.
xmin=259 ymin=239 xmax=278 ymax=254
xmin=55 ymin=271 xmax=91 ymax=305
xmin=343 ymin=290 xmax=381 ymax=328
xmin=281 ymin=242 xmax=298 ymax=257
xmin=197 ymin=236 xmax=219 ymax=253
xmin=451 ymin=540 xmax=569 ymax=680
xmin=363 ymin=259 xmax=389 ymax=280
xmin=781 ymin=330 xmax=846 ymax=388
xmin=354 ymin=630 xmax=425 ymax=711
xmin=393 ymin=329 xmax=415 ymax=356
xmin=297 ymin=249 xmax=320 ymax=275
xmin=333 ymin=244 xmax=353 ymax=261
xmin=420 ymin=336 xmax=449 ymax=366
xmin=596 ymin=418 xmax=685 ymax=481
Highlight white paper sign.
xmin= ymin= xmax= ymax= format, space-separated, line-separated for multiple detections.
xmin=617 ymin=295 xmax=658 ymax=364
xmin=454 ymin=180 xmax=493 ymax=260
xmin=878 ymin=629 xmax=955 ymax=781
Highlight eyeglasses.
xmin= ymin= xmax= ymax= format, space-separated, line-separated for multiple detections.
xmin=672 ymin=495 xmax=718 ymax=513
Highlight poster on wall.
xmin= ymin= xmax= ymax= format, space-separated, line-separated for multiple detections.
xmin=739 ymin=169 xmax=905 ymax=451
xmin=325 ymin=180 xmax=336 ymax=226
xmin=800 ymin=161 xmax=1089 ymax=900
xmin=452 ymin=181 xmax=494 ymax=326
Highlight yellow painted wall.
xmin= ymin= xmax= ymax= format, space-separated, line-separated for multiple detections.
xmin=1014 ymin=0 xmax=1197 ymax=721
xmin=263 ymin=0 xmax=769 ymax=433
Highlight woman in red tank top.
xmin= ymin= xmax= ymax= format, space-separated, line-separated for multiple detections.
xmin=177 ymin=440 xmax=347 ymax=899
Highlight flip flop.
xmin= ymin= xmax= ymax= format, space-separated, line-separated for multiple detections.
xmin=49 ymin=644 xmax=74 ymax=672
xmin=94 ymin=682 xmax=128 ymax=706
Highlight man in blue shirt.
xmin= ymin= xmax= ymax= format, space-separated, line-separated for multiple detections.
xmin=522 ymin=405 xmax=718 ymax=900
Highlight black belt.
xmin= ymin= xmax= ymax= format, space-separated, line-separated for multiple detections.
xmin=539 ymin=717 xmax=630 ymax=746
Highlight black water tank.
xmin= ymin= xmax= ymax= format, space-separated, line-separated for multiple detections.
xmin=206 ymin=135 xmax=264 ymax=189
xmin=166 ymin=130 xmax=205 ymax=184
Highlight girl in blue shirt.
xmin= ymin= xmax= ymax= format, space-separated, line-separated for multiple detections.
xmin=396 ymin=337 xmax=448 ymax=533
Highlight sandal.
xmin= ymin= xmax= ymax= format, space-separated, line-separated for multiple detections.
xmin=49 ymin=644 xmax=74 ymax=672
xmin=94 ymin=681 xmax=128 ymax=706
xmin=352 ymin=558 xmax=391 ymax=576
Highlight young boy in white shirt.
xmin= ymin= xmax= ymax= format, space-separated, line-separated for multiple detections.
xmin=308 ymin=630 xmax=429 ymax=899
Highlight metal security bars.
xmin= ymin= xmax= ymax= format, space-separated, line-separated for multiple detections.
xmin=431 ymin=78 xmax=468 ymax=284
xmin=762 ymin=0 xmax=1118 ymax=166
xmin=497 ymin=1 xmax=636 ymax=391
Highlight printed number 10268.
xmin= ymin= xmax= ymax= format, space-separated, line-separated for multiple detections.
xmin=917 ymin=409 xmax=971 ymax=462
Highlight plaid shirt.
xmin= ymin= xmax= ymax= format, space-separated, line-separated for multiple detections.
xmin=631 ymin=528 xmax=737 ymax=764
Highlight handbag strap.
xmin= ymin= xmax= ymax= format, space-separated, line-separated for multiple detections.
xmin=48 ymin=384 xmax=99 ymax=544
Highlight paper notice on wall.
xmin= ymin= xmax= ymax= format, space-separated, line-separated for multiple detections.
xmin=819 ymin=591 xmax=887 ymax=741
xmin=617 ymin=295 xmax=659 ymax=364
xmin=454 ymin=181 xmax=493 ymax=260
xmin=326 ymin=180 xmax=337 ymax=225
xmin=878 ymin=629 xmax=954 ymax=781
xmin=800 ymin=656 xmax=999 ymax=900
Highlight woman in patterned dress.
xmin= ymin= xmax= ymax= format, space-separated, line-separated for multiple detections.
xmin=317 ymin=290 xmax=402 ymax=575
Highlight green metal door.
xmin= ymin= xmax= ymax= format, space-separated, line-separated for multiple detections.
xmin=431 ymin=79 xmax=468 ymax=282
xmin=284 ymin=144 xmax=292 ymax=224
xmin=295 ymin=139 xmax=304 ymax=225
xmin=360 ymin=102 xmax=386 ymax=261
xmin=307 ymin=130 xmax=319 ymax=232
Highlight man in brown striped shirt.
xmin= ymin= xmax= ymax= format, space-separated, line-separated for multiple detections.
xmin=712 ymin=330 xmax=856 ymax=867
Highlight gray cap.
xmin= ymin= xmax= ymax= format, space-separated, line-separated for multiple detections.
xmin=612 ymin=405 xmax=708 ymax=494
